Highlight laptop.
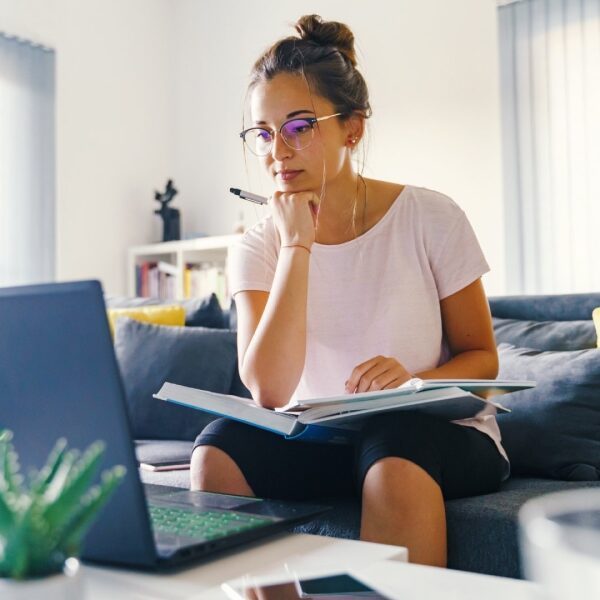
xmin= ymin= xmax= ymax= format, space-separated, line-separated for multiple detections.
xmin=0 ymin=280 xmax=328 ymax=570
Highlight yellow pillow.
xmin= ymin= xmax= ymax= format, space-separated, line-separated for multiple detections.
xmin=107 ymin=305 xmax=185 ymax=337
xmin=593 ymin=307 xmax=600 ymax=348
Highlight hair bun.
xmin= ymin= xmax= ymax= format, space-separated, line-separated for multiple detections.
xmin=295 ymin=14 xmax=357 ymax=67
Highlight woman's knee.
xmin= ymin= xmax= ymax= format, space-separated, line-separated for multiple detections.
xmin=190 ymin=445 xmax=253 ymax=495
xmin=190 ymin=445 xmax=222 ymax=488
xmin=357 ymin=413 xmax=444 ymax=495
xmin=363 ymin=456 xmax=434 ymax=486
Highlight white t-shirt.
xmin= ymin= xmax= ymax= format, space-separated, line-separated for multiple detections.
xmin=229 ymin=185 xmax=509 ymax=472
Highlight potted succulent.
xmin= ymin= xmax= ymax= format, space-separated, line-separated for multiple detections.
xmin=0 ymin=429 xmax=126 ymax=598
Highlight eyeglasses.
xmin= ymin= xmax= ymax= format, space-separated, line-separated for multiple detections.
xmin=239 ymin=113 xmax=344 ymax=156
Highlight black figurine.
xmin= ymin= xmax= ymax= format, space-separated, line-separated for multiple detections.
xmin=154 ymin=179 xmax=181 ymax=242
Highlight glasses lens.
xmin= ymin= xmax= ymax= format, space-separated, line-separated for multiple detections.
xmin=244 ymin=128 xmax=272 ymax=155
xmin=281 ymin=119 xmax=314 ymax=150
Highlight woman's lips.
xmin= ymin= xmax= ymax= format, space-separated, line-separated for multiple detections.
xmin=278 ymin=170 xmax=302 ymax=182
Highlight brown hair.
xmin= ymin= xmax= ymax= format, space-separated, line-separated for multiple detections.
xmin=248 ymin=14 xmax=371 ymax=120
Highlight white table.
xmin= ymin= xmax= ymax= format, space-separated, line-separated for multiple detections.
xmin=79 ymin=533 xmax=406 ymax=599
xmin=77 ymin=533 xmax=546 ymax=600
xmin=348 ymin=561 xmax=547 ymax=600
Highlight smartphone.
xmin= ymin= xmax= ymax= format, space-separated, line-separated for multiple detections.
xmin=138 ymin=459 xmax=190 ymax=472
xmin=222 ymin=573 xmax=389 ymax=599
xmin=298 ymin=574 xmax=381 ymax=597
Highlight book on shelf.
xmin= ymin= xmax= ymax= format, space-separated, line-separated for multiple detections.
xmin=154 ymin=378 xmax=535 ymax=445
xmin=184 ymin=262 xmax=227 ymax=304
xmin=135 ymin=261 xmax=178 ymax=300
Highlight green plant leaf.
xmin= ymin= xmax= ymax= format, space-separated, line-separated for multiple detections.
xmin=42 ymin=442 xmax=105 ymax=531
xmin=29 ymin=438 xmax=68 ymax=496
xmin=0 ymin=431 xmax=23 ymax=496
xmin=41 ymin=448 xmax=79 ymax=506
xmin=60 ymin=465 xmax=126 ymax=552
xmin=0 ymin=492 xmax=16 ymax=533
xmin=2 ymin=514 xmax=29 ymax=579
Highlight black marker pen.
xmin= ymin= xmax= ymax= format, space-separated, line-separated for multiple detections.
xmin=229 ymin=188 xmax=268 ymax=205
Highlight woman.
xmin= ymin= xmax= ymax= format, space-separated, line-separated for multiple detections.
xmin=190 ymin=14 xmax=508 ymax=567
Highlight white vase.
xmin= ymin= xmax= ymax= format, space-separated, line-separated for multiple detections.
xmin=519 ymin=489 xmax=600 ymax=600
xmin=0 ymin=558 xmax=82 ymax=600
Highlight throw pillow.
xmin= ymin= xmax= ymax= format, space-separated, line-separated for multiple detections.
xmin=593 ymin=307 xmax=600 ymax=348
xmin=496 ymin=343 xmax=600 ymax=481
xmin=105 ymin=292 xmax=226 ymax=328
xmin=107 ymin=304 xmax=185 ymax=337
xmin=180 ymin=293 xmax=226 ymax=328
xmin=114 ymin=318 xmax=238 ymax=440
xmin=492 ymin=317 xmax=597 ymax=351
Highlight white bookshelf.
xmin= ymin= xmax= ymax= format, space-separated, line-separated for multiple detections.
xmin=128 ymin=234 xmax=242 ymax=304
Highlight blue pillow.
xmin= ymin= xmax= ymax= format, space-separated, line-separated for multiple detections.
xmin=493 ymin=317 xmax=597 ymax=351
xmin=179 ymin=293 xmax=225 ymax=328
xmin=496 ymin=343 xmax=600 ymax=481
xmin=114 ymin=319 xmax=238 ymax=440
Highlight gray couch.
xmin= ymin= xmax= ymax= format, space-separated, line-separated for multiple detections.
xmin=113 ymin=292 xmax=600 ymax=579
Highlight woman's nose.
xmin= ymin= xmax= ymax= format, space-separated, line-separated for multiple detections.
xmin=271 ymin=131 xmax=293 ymax=161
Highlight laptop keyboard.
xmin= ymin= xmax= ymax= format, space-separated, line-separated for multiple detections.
xmin=148 ymin=505 xmax=274 ymax=540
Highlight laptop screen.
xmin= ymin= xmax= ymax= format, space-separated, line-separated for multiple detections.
xmin=0 ymin=280 xmax=157 ymax=567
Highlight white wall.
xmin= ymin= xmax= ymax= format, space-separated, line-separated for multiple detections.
xmin=0 ymin=0 xmax=506 ymax=295
xmin=0 ymin=0 xmax=175 ymax=295
xmin=174 ymin=0 xmax=506 ymax=293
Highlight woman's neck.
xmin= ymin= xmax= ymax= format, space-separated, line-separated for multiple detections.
xmin=313 ymin=177 xmax=405 ymax=246
xmin=313 ymin=173 xmax=367 ymax=245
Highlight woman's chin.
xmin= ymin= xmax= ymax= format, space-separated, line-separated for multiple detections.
xmin=274 ymin=179 xmax=318 ymax=194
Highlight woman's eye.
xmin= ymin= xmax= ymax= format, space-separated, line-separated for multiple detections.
xmin=290 ymin=123 xmax=310 ymax=134
xmin=256 ymin=130 xmax=272 ymax=141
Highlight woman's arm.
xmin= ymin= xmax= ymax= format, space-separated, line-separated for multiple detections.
xmin=235 ymin=247 xmax=311 ymax=409
xmin=415 ymin=278 xmax=498 ymax=380
xmin=235 ymin=190 xmax=320 ymax=408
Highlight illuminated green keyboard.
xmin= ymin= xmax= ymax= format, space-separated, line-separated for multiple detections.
xmin=148 ymin=505 xmax=273 ymax=540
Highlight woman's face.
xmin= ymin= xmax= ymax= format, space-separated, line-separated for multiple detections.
xmin=249 ymin=73 xmax=351 ymax=193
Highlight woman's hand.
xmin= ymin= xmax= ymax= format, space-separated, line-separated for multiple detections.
xmin=270 ymin=190 xmax=320 ymax=247
xmin=345 ymin=355 xmax=413 ymax=393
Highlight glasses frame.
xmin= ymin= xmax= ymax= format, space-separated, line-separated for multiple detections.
xmin=239 ymin=112 xmax=345 ymax=156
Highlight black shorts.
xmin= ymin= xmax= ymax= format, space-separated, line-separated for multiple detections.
xmin=193 ymin=411 xmax=508 ymax=501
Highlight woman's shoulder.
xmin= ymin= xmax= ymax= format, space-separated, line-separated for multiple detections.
xmin=367 ymin=180 xmax=463 ymax=223
xmin=401 ymin=185 xmax=462 ymax=211
xmin=369 ymin=180 xmax=460 ymax=210
xmin=235 ymin=214 xmax=279 ymax=253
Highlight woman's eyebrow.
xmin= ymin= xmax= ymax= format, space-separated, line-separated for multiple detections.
xmin=255 ymin=109 xmax=315 ymax=125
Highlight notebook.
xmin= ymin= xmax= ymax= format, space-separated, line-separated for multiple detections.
xmin=0 ymin=280 xmax=327 ymax=570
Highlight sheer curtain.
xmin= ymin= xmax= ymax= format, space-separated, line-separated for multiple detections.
xmin=498 ymin=0 xmax=600 ymax=293
xmin=0 ymin=33 xmax=55 ymax=286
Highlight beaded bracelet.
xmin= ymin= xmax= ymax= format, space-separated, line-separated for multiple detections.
xmin=281 ymin=244 xmax=311 ymax=254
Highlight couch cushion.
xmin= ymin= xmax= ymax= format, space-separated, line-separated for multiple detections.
xmin=114 ymin=319 xmax=238 ymax=440
xmin=493 ymin=317 xmax=597 ymax=351
xmin=107 ymin=304 xmax=185 ymax=337
xmin=496 ymin=343 xmax=600 ymax=480
xmin=135 ymin=440 xmax=193 ymax=488
xmin=445 ymin=477 xmax=600 ymax=578
xmin=489 ymin=293 xmax=600 ymax=321
xmin=593 ymin=307 xmax=600 ymax=347
xmin=105 ymin=293 xmax=226 ymax=328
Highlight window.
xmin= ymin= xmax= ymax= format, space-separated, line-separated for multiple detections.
xmin=498 ymin=0 xmax=600 ymax=293
xmin=0 ymin=33 xmax=55 ymax=286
